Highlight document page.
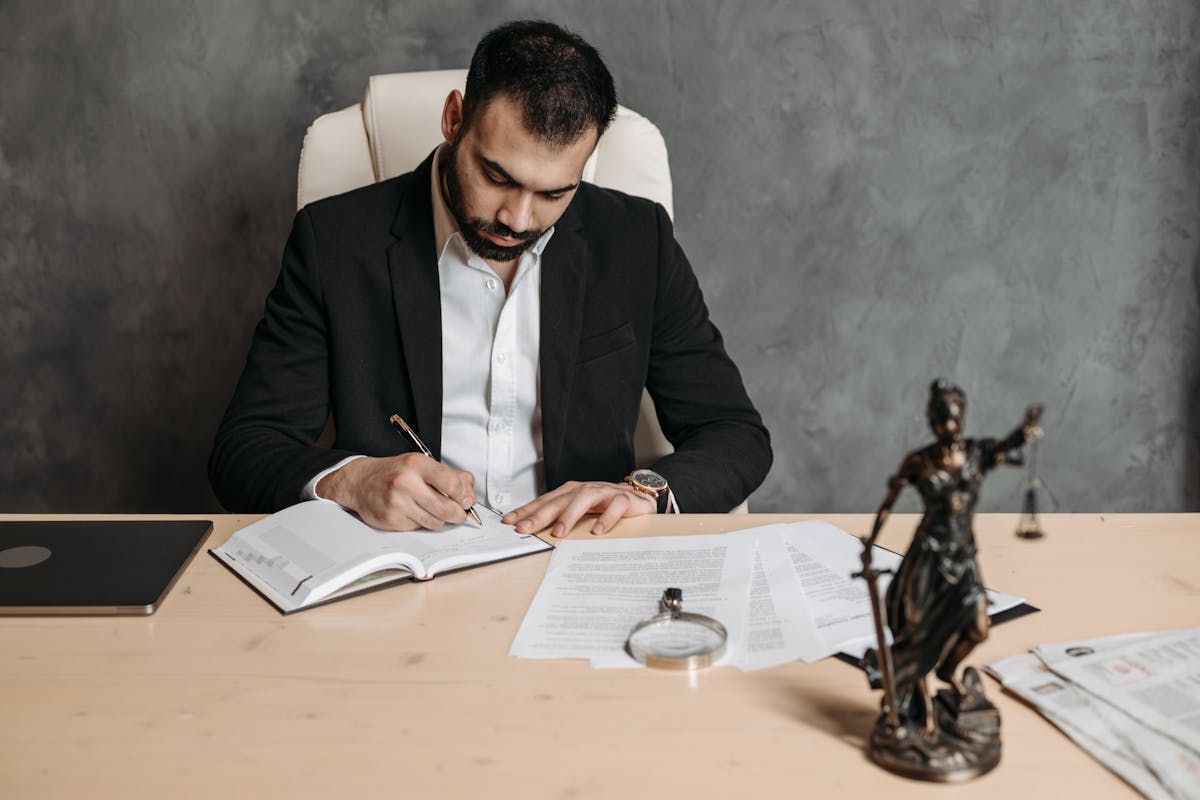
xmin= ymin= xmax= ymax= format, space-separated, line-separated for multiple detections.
xmin=780 ymin=521 xmax=902 ymax=659
xmin=741 ymin=527 xmax=825 ymax=668
xmin=510 ymin=533 xmax=756 ymax=668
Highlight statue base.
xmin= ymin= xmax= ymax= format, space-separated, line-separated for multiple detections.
xmin=866 ymin=667 xmax=1001 ymax=782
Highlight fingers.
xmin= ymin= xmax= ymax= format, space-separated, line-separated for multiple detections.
xmin=409 ymin=455 xmax=477 ymax=510
xmin=506 ymin=491 xmax=578 ymax=536
xmin=502 ymin=481 xmax=575 ymax=530
xmin=590 ymin=492 xmax=635 ymax=536
xmin=504 ymin=482 xmax=655 ymax=538
xmin=376 ymin=457 xmax=464 ymax=526
xmin=362 ymin=498 xmax=446 ymax=532
xmin=341 ymin=454 xmax=479 ymax=531
xmin=549 ymin=488 xmax=606 ymax=539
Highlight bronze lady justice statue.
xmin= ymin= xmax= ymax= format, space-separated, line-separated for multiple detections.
xmin=857 ymin=380 xmax=1042 ymax=781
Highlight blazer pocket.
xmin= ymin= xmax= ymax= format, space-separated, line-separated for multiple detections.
xmin=576 ymin=322 xmax=636 ymax=366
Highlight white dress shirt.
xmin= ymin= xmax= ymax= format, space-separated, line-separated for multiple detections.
xmin=304 ymin=146 xmax=550 ymax=510
xmin=429 ymin=146 xmax=550 ymax=510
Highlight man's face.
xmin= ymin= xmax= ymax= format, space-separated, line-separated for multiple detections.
xmin=441 ymin=93 xmax=596 ymax=262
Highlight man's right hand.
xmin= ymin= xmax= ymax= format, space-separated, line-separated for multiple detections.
xmin=315 ymin=454 xmax=476 ymax=531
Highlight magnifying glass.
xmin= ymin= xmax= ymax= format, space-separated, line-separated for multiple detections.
xmin=624 ymin=588 xmax=728 ymax=670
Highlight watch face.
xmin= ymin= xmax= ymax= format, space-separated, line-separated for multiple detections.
xmin=633 ymin=470 xmax=667 ymax=491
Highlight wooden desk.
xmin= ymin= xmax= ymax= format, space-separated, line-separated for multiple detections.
xmin=1 ymin=513 xmax=1196 ymax=799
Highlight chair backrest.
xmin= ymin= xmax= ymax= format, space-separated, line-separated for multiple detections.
xmin=299 ymin=69 xmax=674 ymax=217
xmin=297 ymin=71 xmax=745 ymax=511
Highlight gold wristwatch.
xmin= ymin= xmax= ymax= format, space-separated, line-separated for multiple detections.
xmin=624 ymin=469 xmax=671 ymax=514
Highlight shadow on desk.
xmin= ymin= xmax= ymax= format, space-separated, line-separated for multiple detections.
xmin=766 ymin=678 xmax=875 ymax=750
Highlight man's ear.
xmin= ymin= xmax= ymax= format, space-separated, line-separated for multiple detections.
xmin=441 ymin=90 xmax=465 ymax=143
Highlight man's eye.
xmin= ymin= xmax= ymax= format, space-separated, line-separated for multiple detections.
xmin=543 ymin=193 xmax=565 ymax=202
xmin=485 ymin=172 xmax=510 ymax=186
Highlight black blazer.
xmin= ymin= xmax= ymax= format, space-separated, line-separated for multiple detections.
xmin=210 ymin=152 xmax=771 ymax=513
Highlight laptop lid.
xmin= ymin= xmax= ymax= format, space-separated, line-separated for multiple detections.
xmin=0 ymin=519 xmax=213 ymax=615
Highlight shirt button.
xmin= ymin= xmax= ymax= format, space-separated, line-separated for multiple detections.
xmin=485 ymin=278 xmax=498 ymax=291
xmin=494 ymin=491 xmax=509 ymax=506
xmin=496 ymin=352 xmax=507 ymax=364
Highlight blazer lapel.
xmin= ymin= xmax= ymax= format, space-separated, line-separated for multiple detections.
xmin=539 ymin=205 xmax=589 ymax=487
xmin=387 ymin=152 xmax=444 ymax=457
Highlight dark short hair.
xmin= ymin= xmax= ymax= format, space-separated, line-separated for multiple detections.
xmin=462 ymin=20 xmax=617 ymax=146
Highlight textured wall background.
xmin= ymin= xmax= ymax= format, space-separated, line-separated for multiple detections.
xmin=2 ymin=0 xmax=1198 ymax=514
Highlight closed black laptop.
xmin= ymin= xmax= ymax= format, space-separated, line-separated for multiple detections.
xmin=0 ymin=520 xmax=212 ymax=615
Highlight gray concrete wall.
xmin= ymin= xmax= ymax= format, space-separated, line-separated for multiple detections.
xmin=2 ymin=0 xmax=1198 ymax=513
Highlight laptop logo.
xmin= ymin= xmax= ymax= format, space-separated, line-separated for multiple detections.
xmin=0 ymin=546 xmax=52 ymax=569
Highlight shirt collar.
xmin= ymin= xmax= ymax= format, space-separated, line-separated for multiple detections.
xmin=430 ymin=144 xmax=555 ymax=265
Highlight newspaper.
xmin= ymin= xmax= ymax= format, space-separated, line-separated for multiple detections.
xmin=986 ymin=629 xmax=1200 ymax=799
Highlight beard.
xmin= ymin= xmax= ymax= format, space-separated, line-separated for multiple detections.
xmin=441 ymin=141 xmax=544 ymax=262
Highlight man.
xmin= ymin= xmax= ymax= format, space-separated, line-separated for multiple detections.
xmin=210 ymin=20 xmax=771 ymax=537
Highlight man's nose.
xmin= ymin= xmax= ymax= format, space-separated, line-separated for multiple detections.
xmin=497 ymin=191 xmax=534 ymax=234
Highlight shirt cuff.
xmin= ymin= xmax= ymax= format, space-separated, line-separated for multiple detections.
xmin=666 ymin=488 xmax=681 ymax=514
xmin=302 ymin=455 xmax=366 ymax=501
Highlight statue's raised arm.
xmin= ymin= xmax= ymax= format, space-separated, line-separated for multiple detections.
xmin=990 ymin=403 xmax=1044 ymax=468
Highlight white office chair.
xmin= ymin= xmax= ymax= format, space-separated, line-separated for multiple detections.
xmin=297 ymin=70 xmax=746 ymax=512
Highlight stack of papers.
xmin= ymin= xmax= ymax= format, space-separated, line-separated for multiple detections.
xmin=510 ymin=521 xmax=1025 ymax=671
xmin=985 ymin=628 xmax=1200 ymax=799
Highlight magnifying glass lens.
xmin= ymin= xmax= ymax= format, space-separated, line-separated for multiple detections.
xmin=629 ymin=618 xmax=726 ymax=658
xmin=625 ymin=588 xmax=728 ymax=670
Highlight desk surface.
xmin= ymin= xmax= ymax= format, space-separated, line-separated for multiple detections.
xmin=1 ymin=512 xmax=1196 ymax=799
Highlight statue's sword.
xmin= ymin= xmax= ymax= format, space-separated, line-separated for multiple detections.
xmin=853 ymin=543 xmax=900 ymax=729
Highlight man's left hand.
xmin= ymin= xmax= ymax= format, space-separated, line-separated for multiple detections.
xmin=502 ymin=481 xmax=656 ymax=538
